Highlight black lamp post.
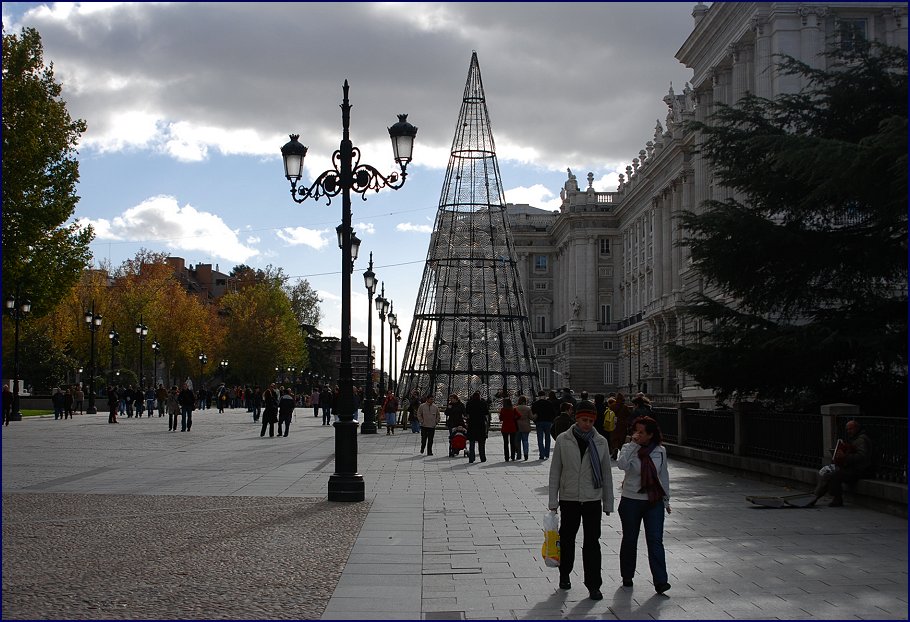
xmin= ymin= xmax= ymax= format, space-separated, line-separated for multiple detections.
xmin=388 ymin=303 xmax=397 ymax=395
xmin=640 ymin=362 xmax=650 ymax=394
xmin=83 ymin=301 xmax=103 ymax=414
xmin=135 ymin=316 xmax=148 ymax=388
xmin=5 ymin=289 xmax=31 ymax=422
xmin=108 ymin=328 xmax=120 ymax=385
xmin=375 ymin=283 xmax=389 ymax=400
xmin=220 ymin=359 xmax=229 ymax=380
xmin=151 ymin=340 xmax=161 ymax=387
xmin=394 ymin=325 xmax=402 ymax=396
xmin=198 ymin=353 xmax=207 ymax=392
xmin=361 ymin=252 xmax=377 ymax=434
xmin=280 ymin=81 xmax=416 ymax=502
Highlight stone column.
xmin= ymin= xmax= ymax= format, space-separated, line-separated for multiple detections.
xmin=653 ymin=198 xmax=664 ymax=301
xmin=799 ymin=7 xmax=826 ymax=72
xmin=586 ymin=236 xmax=597 ymax=330
xmin=671 ymin=184 xmax=683 ymax=293
xmin=752 ymin=17 xmax=772 ymax=99
xmin=730 ymin=43 xmax=754 ymax=102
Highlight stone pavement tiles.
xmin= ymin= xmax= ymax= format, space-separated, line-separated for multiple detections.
xmin=2 ymin=408 xmax=907 ymax=620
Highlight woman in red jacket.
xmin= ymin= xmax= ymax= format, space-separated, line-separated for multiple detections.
xmin=498 ymin=398 xmax=521 ymax=462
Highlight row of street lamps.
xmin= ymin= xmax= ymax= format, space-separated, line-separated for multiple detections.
xmin=360 ymin=254 xmax=401 ymax=434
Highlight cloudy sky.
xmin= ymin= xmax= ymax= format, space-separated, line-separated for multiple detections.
xmin=3 ymin=2 xmax=698 ymax=371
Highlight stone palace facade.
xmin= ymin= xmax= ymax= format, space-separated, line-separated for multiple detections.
xmin=507 ymin=2 xmax=908 ymax=404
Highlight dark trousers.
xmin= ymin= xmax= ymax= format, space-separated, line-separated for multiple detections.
xmin=558 ymin=500 xmax=603 ymax=590
xmin=501 ymin=431 xmax=519 ymax=460
xmin=322 ymin=406 xmax=332 ymax=425
xmin=168 ymin=411 xmax=178 ymax=430
xmin=278 ymin=413 xmax=291 ymax=437
xmin=261 ymin=420 xmax=275 ymax=437
xmin=618 ymin=497 xmax=667 ymax=585
xmin=468 ymin=439 xmax=486 ymax=462
xmin=815 ymin=466 xmax=861 ymax=500
xmin=181 ymin=407 xmax=193 ymax=431
xmin=420 ymin=427 xmax=436 ymax=454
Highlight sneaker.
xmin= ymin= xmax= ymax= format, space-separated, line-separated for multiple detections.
xmin=589 ymin=589 xmax=603 ymax=600
xmin=655 ymin=582 xmax=671 ymax=594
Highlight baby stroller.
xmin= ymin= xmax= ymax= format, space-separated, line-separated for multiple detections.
xmin=449 ymin=426 xmax=468 ymax=457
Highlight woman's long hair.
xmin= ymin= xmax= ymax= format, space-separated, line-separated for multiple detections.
xmin=632 ymin=415 xmax=663 ymax=445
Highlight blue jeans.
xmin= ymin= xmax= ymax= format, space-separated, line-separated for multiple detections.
xmin=618 ymin=496 xmax=667 ymax=585
xmin=536 ymin=422 xmax=553 ymax=458
xmin=322 ymin=406 xmax=332 ymax=425
xmin=519 ymin=431 xmax=530 ymax=459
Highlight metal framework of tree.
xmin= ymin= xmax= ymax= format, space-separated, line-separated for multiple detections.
xmin=397 ymin=52 xmax=540 ymax=406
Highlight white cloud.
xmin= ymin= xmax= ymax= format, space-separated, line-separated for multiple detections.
xmin=505 ymin=184 xmax=562 ymax=211
xmin=354 ymin=222 xmax=376 ymax=236
xmin=80 ymin=195 xmax=259 ymax=263
xmin=276 ymin=227 xmax=329 ymax=249
xmin=9 ymin=3 xmax=694 ymax=172
xmin=396 ymin=222 xmax=433 ymax=234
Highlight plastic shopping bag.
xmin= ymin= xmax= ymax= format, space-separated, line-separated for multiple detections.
xmin=541 ymin=510 xmax=560 ymax=567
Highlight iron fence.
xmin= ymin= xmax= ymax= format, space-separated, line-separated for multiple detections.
xmin=651 ymin=407 xmax=678 ymax=444
xmin=741 ymin=411 xmax=824 ymax=468
xmin=683 ymin=408 xmax=734 ymax=453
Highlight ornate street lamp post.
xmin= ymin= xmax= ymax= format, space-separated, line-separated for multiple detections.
xmin=394 ymin=326 xmax=402 ymax=396
xmin=135 ymin=316 xmax=148 ymax=388
xmin=83 ymin=301 xmax=103 ymax=414
xmin=151 ymin=340 xmax=161 ymax=388
xmin=198 ymin=353 xmax=207 ymax=392
xmin=375 ymin=283 xmax=389 ymax=401
xmin=108 ymin=328 xmax=120 ymax=385
xmin=361 ymin=253 xmax=377 ymax=434
xmin=5 ymin=289 xmax=31 ymax=422
xmin=220 ymin=359 xmax=229 ymax=380
xmin=280 ymin=81 xmax=416 ymax=502
xmin=388 ymin=303 xmax=397 ymax=395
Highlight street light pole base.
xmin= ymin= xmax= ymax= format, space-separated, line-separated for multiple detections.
xmin=86 ymin=407 xmax=98 ymax=414
xmin=328 ymin=474 xmax=365 ymax=502
xmin=360 ymin=421 xmax=377 ymax=434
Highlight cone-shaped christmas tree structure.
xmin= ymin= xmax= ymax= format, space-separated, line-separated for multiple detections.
xmin=397 ymin=52 xmax=540 ymax=406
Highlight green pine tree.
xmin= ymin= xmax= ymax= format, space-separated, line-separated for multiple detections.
xmin=667 ymin=39 xmax=907 ymax=413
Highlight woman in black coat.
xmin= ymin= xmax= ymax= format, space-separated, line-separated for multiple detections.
xmin=464 ymin=391 xmax=489 ymax=463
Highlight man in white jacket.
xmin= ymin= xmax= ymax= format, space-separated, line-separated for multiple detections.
xmin=547 ymin=400 xmax=613 ymax=601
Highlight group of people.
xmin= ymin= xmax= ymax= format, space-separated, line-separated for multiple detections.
xmin=547 ymin=394 xmax=671 ymax=601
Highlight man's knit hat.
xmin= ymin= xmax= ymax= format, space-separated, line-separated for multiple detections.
xmin=575 ymin=400 xmax=596 ymax=417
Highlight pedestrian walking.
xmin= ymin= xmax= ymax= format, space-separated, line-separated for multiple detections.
xmin=515 ymin=395 xmax=533 ymax=461
xmin=166 ymin=386 xmax=180 ymax=431
xmin=548 ymin=400 xmax=613 ymax=601
xmin=277 ymin=388 xmax=295 ymax=437
xmin=616 ymin=415 xmax=672 ymax=594
xmin=178 ymin=382 xmax=196 ymax=431
xmin=319 ymin=386 xmax=334 ymax=426
xmin=610 ymin=393 xmax=633 ymax=459
xmin=531 ymin=390 xmax=557 ymax=459
xmin=551 ymin=402 xmax=574 ymax=439
xmin=465 ymin=391 xmax=488 ymax=463
xmin=261 ymin=383 xmax=279 ymax=437
xmin=498 ymin=398 xmax=521 ymax=461
xmin=52 ymin=388 xmax=64 ymax=420
xmin=3 ymin=384 xmax=13 ymax=426
xmin=74 ymin=385 xmax=84 ymax=415
xmin=310 ymin=387 xmax=320 ymax=418
xmin=63 ymin=388 xmax=74 ymax=419
xmin=106 ymin=386 xmax=120 ymax=424
xmin=445 ymin=394 xmax=467 ymax=456
xmin=417 ymin=394 xmax=440 ymax=455
xmin=382 ymin=391 xmax=399 ymax=435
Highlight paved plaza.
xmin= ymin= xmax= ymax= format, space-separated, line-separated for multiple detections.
xmin=2 ymin=408 xmax=907 ymax=620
